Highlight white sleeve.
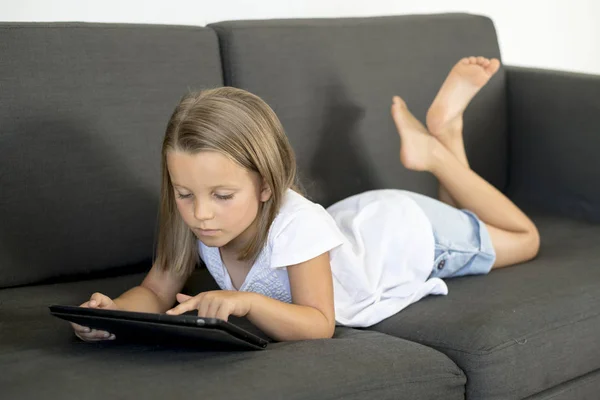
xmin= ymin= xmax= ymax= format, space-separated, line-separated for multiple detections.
xmin=270 ymin=207 xmax=345 ymax=269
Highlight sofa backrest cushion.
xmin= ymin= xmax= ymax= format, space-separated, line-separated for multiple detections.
xmin=0 ymin=23 xmax=223 ymax=288
xmin=210 ymin=13 xmax=508 ymax=207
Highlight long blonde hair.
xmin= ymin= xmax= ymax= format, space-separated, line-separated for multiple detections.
xmin=154 ymin=87 xmax=302 ymax=277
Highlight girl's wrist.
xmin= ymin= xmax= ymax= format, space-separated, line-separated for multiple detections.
xmin=242 ymin=291 xmax=259 ymax=317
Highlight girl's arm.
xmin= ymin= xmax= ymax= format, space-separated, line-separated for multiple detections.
xmin=114 ymin=262 xmax=189 ymax=313
xmin=245 ymin=252 xmax=336 ymax=341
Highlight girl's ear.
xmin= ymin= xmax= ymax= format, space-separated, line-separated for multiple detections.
xmin=260 ymin=179 xmax=273 ymax=202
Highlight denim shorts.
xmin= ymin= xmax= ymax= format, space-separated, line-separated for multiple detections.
xmin=398 ymin=191 xmax=497 ymax=279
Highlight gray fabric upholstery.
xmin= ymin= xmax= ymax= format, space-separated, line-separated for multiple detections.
xmin=505 ymin=66 xmax=600 ymax=223
xmin=525 ymin=369 xmax=600 ymax=400
xmin=0 ymin=23 xmax=223 ymax=288
xmin=0 ymin=273 xmax=466 ymax=400
xmin=368 ymin=214 xmax=600 ymax=399
xmin=209 ymin=13 xmax=508 ymax=207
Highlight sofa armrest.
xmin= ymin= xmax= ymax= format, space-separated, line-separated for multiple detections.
xmin=505 ymin=66 xmax=600 ymax=222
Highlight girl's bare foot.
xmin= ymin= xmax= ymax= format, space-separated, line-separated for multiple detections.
xmin=391 ymin=96 xmax=441 ymax=172
xmin=426 ymin=57 xmax=501 ymax=143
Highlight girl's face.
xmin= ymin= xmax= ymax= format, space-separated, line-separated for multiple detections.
xmin=167 ymin=150 xmax=272 ymax=252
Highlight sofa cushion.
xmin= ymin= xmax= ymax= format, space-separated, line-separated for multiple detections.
xmin=527 ymin=369 xmax=600 ymax=400
xmin=368 ymin=214 xmax=600 ymax=399
xmin=0 ymin=23 xmax=223 ymax=288
xmin=0 ymin=273 xmax=466 ymax=399
xmin=525 ymin=369 xmax=600 ymax=400
xmin=209 ymin=13 xmax=508 ymax=207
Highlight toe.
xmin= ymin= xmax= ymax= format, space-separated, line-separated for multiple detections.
xmin=391 ymin=100 xmax=403 ymax=123
xmin=477 ymin=56 xmax=486 ymax=65
xmin=487 ymin=58 xmax=501 ymax=75
xmin=392 ymin=95 xmax=406 ymax=108
xmin=469 ymin=56 xmax=477 ymax=64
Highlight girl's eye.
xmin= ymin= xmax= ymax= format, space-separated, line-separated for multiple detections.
xmin=215 ymin=193 xmax=234 ymax=201
xmin=175 ymin=192 xmax=233 ymax=200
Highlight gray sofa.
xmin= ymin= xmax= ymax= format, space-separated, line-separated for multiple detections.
xmin=1 ymin=13 xmax=599 ymax=400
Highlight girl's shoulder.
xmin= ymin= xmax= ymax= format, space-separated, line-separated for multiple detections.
xmin=268 ymin=189 xmax=345 ymax=267
xmin=271 ymin=189 xmax=333 ymax=232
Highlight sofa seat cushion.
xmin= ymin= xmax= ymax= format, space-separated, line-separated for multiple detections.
xmin=0 ymin=272 xmax=466 ymax=399
xmin=368 ymin=214 xmax=600 ymax=400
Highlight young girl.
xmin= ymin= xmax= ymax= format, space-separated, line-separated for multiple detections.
xmin=72 ymin=56 xmax=540 ymax=342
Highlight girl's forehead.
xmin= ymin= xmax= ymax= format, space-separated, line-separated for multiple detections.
xmin=167 ymin=150 xmax=255 ymax=187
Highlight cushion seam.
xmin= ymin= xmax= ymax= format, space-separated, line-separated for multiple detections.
xmin=543 ymin=371 xmax=600 ymax=399
xmin=319 ymin=375 xmax=465 ymax=400
xmin=403 ymin=310 xmax=600 ymax=355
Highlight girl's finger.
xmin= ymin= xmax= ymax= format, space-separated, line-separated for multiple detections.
xmin=205 ymin=299 xmax=221 ymax=319
xmin=89 ymin=292 xmax=107 ymax=308
xmin=76 ymin=330 xmax=112 ymax=342
xmin=75 ymin=326 xmax=91 ymax=334
xmin=198 ymin=297 xmax=211 ymax=318
xmin=76 ymin=333 xmax=100 ymax=342
xmin=89 ymin=329 xmax=111 ymax=340
xmin=166 ymin=299 xmax=196 ymax=315
xmin=215 ymin=303 xmax=230 ymax=322
xmin=176 ymin=293 xmax=193 ymax=302
xmin=71 ymin=322 xmax=90 ymax=333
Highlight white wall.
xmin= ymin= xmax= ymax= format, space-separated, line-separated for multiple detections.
xmin=2 ymin=0 xmax=599 ymax=75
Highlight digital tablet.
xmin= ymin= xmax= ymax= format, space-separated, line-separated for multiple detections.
xmin=49 ymin=305 xmax=269 ymax=350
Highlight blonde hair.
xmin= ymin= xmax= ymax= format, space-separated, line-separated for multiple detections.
xmin=154 ymin=87 xmax=302 ymax=277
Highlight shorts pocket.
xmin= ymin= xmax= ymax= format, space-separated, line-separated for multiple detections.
xmin=430 ymin=245 xmax=482 ymax=279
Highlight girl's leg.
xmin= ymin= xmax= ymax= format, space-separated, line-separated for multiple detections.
xmin=391 ymin=96 xmax=540 ymax=269
xmin=425 ymin=57 xmax=501 ymax=208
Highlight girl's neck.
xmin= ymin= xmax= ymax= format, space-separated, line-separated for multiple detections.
xmin=221 ymin=216 xmax=259 ymax=256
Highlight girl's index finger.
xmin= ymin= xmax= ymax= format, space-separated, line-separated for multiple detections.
xmin=166 ymin=306 xmax=184 ymax=315
xmin=167 ymin=293 xmax=200 ymax=315
xmin=166 ymin=300 xmax=194 ymax=315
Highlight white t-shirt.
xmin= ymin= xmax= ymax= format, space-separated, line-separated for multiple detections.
xmin=198 ymin=189 xmax=447 ymax=328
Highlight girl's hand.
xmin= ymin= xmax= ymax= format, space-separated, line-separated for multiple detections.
xmin=71 ymin=292 xmax=119 ymax=342
xmin=166 ymin=291 xmax=254 ymax=321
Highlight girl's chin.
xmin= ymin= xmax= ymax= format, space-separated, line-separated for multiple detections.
xmin=196 ymin=234 xmax=230 ymax=248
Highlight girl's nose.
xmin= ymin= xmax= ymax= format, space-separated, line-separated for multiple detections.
xmin=194 ymin=200 xmax=214 ymax=221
